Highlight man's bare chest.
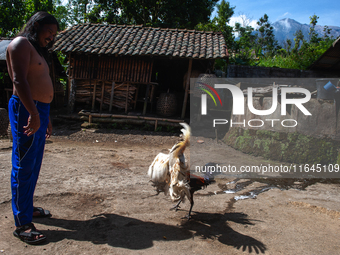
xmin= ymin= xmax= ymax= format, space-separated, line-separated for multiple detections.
xmin=29 ymin=50 xmax=49 ymax=74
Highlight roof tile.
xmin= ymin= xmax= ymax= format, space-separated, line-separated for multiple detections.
xmin=53 ymin=23 xmax=228 ymax=59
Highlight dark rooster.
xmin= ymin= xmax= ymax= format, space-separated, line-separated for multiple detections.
xmin=171 ymin=171 xmax=215 ymax=219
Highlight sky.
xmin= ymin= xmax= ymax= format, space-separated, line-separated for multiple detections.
xmin=213 ymin=0 xmax=340 ymax=28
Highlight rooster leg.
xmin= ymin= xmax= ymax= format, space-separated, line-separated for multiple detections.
xmin=170 ymin=200 xmax=182 ymax=211
xmin=183 ymin=191 xmax=195 ymax=220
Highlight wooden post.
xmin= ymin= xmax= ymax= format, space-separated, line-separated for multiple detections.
xmin=109 ymin=81 xmax=115 ymax=112
xmin=100 ymin=81 xmax=105 ymax=113
xmin=143 ymin=83 xmax=150 ymax=115
xmin=149 ymin=82 xmax=157 ymax=112
xmin=155 ymin=119 xmax=158 ymax=131
xmin=125 ymin=82 xmax=130 ymax=114
xmin=68 ymin=79 xmax=76 ymax=113
xmin=134 ymin=84 xmax=140 ymax=110
xmin=68 ymin=53 xmax=73 ymax=78
xmin=66 ymin=76 xmax=71 ymax=110
xmin=65 ymin=53 xmax=72 ymax=107
xmin=181 ymin=58 xmax=192 ymax=119
xmin=92 ymin=80 xmax=97 ymax=111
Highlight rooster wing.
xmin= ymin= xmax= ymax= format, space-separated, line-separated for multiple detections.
xmin=148 ymin=152 xmax=170 ymax=182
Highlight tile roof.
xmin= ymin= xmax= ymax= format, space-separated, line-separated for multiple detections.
xmin=53 ymin=24 xmax=228 ymax=59
xmin=0 ymin=38 xmax=12 ymax=61
xmin=308 ymin=36 xmax=340 ymax=71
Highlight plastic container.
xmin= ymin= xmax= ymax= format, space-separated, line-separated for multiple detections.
xmin=316 ymin=79 xmax=338 ymax=100
xmin=323 ymin=81 xmax=337 ymax=92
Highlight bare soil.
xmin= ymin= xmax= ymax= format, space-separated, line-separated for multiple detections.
xmin=0 ymin=118 xmax=340 ymax=255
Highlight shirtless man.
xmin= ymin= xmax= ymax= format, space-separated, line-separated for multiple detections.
xmin=6 ymin=11 xmax=59 ymax=244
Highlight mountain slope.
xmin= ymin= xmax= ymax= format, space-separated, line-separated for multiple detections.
xmin=272 ymin=18 xmax=340 ymax=46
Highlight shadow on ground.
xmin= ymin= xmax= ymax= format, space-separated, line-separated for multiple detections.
xmin=36 ymin=212 xmax=266 ymax=253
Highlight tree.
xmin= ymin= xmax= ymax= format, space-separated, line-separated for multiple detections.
xmin=232 ymin=22 xmax=256 ymax=65
xmin=0 ymin=0 xmax=69 ymax=36
xmin=255 ymin=14 xmax=279 ymax=57
xmin=293 ymin=29 xmax=304 ymax=52
xmin=0 ymin=0 xmax=26 ymax=37
xmin=63 ymin=0 xmax=218 ymax=29
xmin=194 ymin=0 xmax=235 ymax=70
xmin=113 ymin=0 xmax=163 ymax=26
xmin=53 ymin=0 xmax=71 ymax=31
xmin=86 ymin=0 xmax=120 ymax=24
xmin=254 ymin=14 xmax=334 ymax=70
xmin=195 ymin=0 xmax=235 ymax=47
xmin=113 ymin=0 xmax=218 ymax=29
xmin=308 ymin=14 xmax=320 ymax=44
xmin=159 ymin=0 xmax=218 ymax=29
xmin=282 ymin=38 xmax=292 ymax=55
xmin=1 ymin=0 xmax=219 ymax=34
xmin=22 ymin=0 xmax=55 ymax=26
xmin=323 ymin=25 xmax=332 ymax=39
xmin=65 ymin=0 xmax=92 ymax=24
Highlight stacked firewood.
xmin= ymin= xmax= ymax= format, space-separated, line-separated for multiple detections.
xmin=74 ymin=79 xmax=136 ymax=109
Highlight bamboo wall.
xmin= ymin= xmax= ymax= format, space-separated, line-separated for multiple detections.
xmin=69 ymin=55 xmax=153 ymax=83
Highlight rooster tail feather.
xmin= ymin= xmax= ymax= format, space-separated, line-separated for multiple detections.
xmin=170 ymin=122 xmax=190 ymax=158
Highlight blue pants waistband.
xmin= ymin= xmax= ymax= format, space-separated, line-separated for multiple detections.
xmin=10 ymin=94 xmax=50 ymax=108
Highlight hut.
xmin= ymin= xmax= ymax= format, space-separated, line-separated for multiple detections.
xmin=308 ymin=36 xmax=340 ymax=76
xmin=0 ymin=38 xmax=66 ymax=109
xmin=52 ymin=24 xmax=229 ymax=120
xmin=0 ymin=38 xmax=12 ymax=109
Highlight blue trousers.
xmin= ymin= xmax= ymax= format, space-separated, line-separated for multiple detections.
xmin=8 ymin=95 xmax=50 ymax=227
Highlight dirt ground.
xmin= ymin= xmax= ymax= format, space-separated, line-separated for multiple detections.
xmin=0 ymin=117 xmax=340 ymax=255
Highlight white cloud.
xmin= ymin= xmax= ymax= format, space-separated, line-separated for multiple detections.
xmin=228 ymin=15 xmax=258 ymax=38
xmin=228 ymin=15 xmax=258 ymax=29
xmin=279 ymin=18 xmax=291 ymax=29
xmin=277 ymin=12 xmax=292 ymax=21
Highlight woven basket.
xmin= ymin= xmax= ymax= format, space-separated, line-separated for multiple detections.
xmin=156 ymin=93 xmax=177 ymax=117
xmin=192 ymin=73 xmax=217 ymax=98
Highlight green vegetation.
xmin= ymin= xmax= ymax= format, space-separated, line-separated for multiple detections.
xmin=223 ymin=128 xmax=340 ymax=164
xmin=0 ymin=1 xmax=336 ymax=70
xmin=0 ymin=0 xmax=69 ymax=36
xmin=0 ymin=0 xmax=218 ymax=37
xmin=233 ymin=14 xmax=334 ymax=70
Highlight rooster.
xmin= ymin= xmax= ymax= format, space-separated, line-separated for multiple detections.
xmin=148 ymin=123 xmax=191 ymax=204
xmin=171 ymin=172 xmax=215 ymax=219
xmin=148 ymin=123 xmax=215 ymax=219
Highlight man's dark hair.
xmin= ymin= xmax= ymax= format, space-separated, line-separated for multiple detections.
xmin=17 ymin=11 xmax=59 ymax=56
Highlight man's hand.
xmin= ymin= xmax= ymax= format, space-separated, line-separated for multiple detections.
xmin=46 ymin=118 xmax=52 ymax=139
xmin=24 ymin=113 xmax=40 ymax=136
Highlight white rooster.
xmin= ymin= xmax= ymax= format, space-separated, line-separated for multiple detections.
xmin=148 ymin=122 xmax=191 ymax=206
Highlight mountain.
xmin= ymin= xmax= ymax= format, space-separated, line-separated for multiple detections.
xmin=271 ymin=18 xmax=340 ymax=46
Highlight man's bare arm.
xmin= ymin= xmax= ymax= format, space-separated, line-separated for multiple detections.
xmin=7 ymin=37 xmax=40 ymax=135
